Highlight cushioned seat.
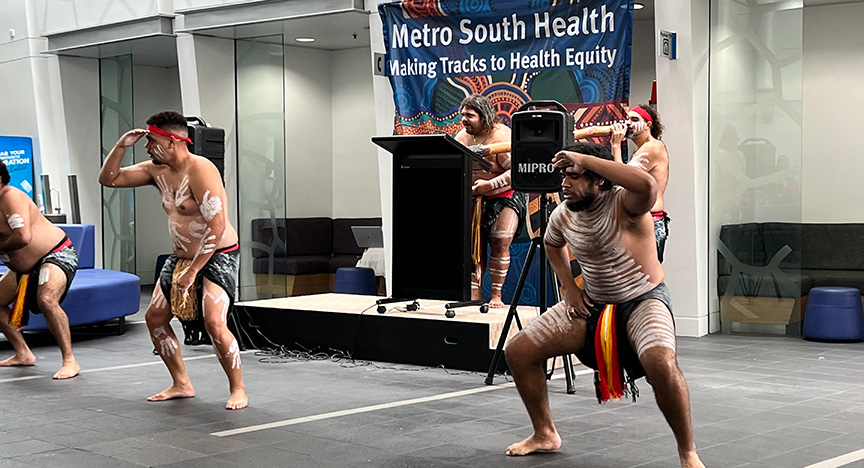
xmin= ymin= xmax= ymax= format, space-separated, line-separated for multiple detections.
xmin=333 ymin=267 xmax=377 ymax=295
xmin=253 ymin=256 xmax=330 ymax=275
xmin=803 ymin=286 xmax=864 ymax=341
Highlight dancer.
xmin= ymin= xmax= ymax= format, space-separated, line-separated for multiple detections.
xmin=455 ymin=94 xmax=526 ymax=307
xmin=0 ymin=159 xmax=80 ymax=379
xmin=99 ymin=110 xmax=247 ymax=409
xmin=503 ymin=143 xmax=703 ymax=468
xmin=610 ymin=104 xmax=670 ymax=261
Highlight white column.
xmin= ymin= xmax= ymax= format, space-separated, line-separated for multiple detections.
xmin=654 ymin=0 xmax=710 ymax=336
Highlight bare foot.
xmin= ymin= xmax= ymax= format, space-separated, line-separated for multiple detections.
xmin=226 ymin=389 xmax=248 ymax=410
xmin=489 ymin=298 xmax=506 ymax=308
xmin=0 ymin=353 xmax=37 ymax=367
xmin=147 ymin=384 xmax=195 ymax=402
xmin=52 ymin=361 xmax=80 ymax=379
xmin=505 ymin=431 xmax=562 ymax=456
xmin=680 ymin=450 xmax=705 ymax=468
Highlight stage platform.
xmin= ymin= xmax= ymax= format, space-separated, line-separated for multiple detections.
xmin=236 ymin=293 xmax=544 ymax=372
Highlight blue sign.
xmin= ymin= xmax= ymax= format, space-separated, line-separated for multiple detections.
xmin=378 ymin=0 xmax=633 ymax=135
xmin=0 ymin=136 xmax=35 ymax=198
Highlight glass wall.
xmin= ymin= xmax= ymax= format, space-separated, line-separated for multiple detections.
xmin=236 ymin=36 xmax=286 ymax=301
xmin=100 ymin=55 xmax=136 ymax=274
xmin=709 ymin=1 xmax=803 ymax=334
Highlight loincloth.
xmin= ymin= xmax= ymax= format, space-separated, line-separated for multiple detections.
xmin=12 ymin=237 xmax=78 ymax=327
xmin=158 ymin=245 xmax=239 ymax=321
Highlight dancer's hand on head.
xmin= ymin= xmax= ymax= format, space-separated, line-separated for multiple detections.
xmin=552 ymin=150 xmax=586 ymax=172
xmin=117 ymin=129 xmax=148 ymax=148
xmin=564 ymin=285 xmax=593 ymax=319
xmin=611 ymin=122 xmax=626 ymax=145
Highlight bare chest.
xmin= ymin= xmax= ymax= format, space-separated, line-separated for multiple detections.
xmin=155 ymin=174 xmax=198 ymax=216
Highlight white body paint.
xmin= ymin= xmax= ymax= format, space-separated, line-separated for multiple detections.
xmin=7 ymin=214 xmax=24 ymax=229
xmin=38 ymin=267 xmax=50 ymax=285
xmin=225 ymin=339 xmax=241 ymax=369
xmin=150 ymin=288 xmax=168 ymax=310
xmin=151 ymin=144 xmax=166 ymax=161
xmin=152 ymin=326 xmax=179 ymax=357
xmin=169 ymin=222 xmax=191 ymax=252
xmin=204 ymin=288 xmax=230 ymax=323
xmin=628 ymin=152 xmax=651 ymax=171
xmin=545 ymin=187 xmax=654 ymax=304
xmin=199 ymin=191 xmax=223 ymax=222
xmin=174 ymin=176 xmax=191 ymax=207
xmin=156 ymin=175 xmax=175 ymax=208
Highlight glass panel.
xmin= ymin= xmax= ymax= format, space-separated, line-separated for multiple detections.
xmin=710 ymin=1 xmax=803 ymax=335
xmin=100 ymin=55 xmax=136 ymax=273
xmin=236 ymin=36 xmax=286 ymax=301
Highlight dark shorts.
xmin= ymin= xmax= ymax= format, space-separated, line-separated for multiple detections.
xmin=17 ymin=237 xmax=78 ymax=325
xmin=652 ymin=211 xmax=670 ymax=263
xmin=574 ymin=283 xmax=673 ymax=383
xmin=482 ymin=191 xmax=528 ymax=237
xmin=159 ymin=245 xmax=240 ymax=317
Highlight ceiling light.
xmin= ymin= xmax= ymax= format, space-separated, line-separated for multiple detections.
xmin=295 ymin=37 xmax=316 ymax=43
xmin=634 ymin=3 xmax=644 ymax=9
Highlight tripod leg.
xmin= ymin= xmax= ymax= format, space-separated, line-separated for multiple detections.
xmin=485 ymin=237 xmax=540 ymax=385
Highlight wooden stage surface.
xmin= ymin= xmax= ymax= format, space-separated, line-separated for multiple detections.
xmin=236 ymin=293 xmax=545 ymax=372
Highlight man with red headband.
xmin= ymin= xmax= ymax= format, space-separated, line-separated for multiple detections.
xmin=0 ymin=160 xmax=80 ymax=379
xmin=99 ymin=110 xmax=248 ymax=410
xmin=610 ymin=104 xmax=670 ymax=262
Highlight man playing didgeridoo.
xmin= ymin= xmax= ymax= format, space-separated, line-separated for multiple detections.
xmin=454 ymin=93 xmax=526 ymax=308
xmin=503 ymin=143 xmax=703 ymax=468
xmin=610 ymin=103 xmax=670 ymax=262
xmin=0 ymin=160 xmax=80 ymax=379
xmin=99 ymin=110 xmax=247 ymax=410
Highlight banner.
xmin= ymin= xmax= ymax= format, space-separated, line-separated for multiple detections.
xmin=0 ymin=136 xmax=35 ymax=199
xmin=378 ymin=0 xmax=634 ymax=135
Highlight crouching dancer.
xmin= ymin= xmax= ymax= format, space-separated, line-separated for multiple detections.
xmin=0 ymin=160 xmax=80 ymax=379
xmin=503 ymin=143 xmax=703 ymax=467
xmin=99 ymin=110 xmax=247 ymax=410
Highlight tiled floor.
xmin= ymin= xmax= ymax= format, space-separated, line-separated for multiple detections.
xmin=2 ymin=286 xmax=864 ymax=467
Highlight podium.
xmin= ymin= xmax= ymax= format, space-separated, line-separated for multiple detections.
xmin=372 ymin=134 xmax=490 ymax=301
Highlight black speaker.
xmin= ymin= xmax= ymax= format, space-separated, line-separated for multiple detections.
xmin=186 ymin=116 xmax=225 ymax=181
xmin=511 ymin=102 xmax=574 ymax=193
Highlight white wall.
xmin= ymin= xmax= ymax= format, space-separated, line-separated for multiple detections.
xmin=34 ymin=0 xmax=161 ymax=35
xmin=655 ymin=0 xmax=710 ymax=336
xmin=802 ymin=2 xmax=864 ymax=223
xmin=133 ymin=65 xmax=182 ymax=284
xmin=284 ymin=45 xmax=333 ymax=217
xmin=331 ymin=47 xmax=381 ymax=218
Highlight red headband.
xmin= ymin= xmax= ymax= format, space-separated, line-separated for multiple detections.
xmin=147 ymin=125 xmax=193 ymax=145
xmin=631 ymin=106 xmax=653 ymax=124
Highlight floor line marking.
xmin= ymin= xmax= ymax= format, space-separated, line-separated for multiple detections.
xmin=803 ymin=448 xmax=864 ymax=468
xmin=0 ymin=351 xmax=255 ymax=383
xmin=212 ymin=368 xmax=595 ymax=437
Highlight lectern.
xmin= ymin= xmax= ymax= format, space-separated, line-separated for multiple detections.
xmin=372 ymin=134 xmax=491 ymax=301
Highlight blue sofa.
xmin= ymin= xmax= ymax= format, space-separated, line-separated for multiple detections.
xmin=0 ymin=224 xmax=140 ymax=332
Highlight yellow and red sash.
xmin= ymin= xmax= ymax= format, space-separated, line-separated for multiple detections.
xmin=9 ymin=273 xmax=30 ymax=329
xmin=594 ymin=304 xmax=624 ymax=402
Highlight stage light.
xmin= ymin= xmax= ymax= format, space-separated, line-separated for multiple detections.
xmin=295 ymin=37 xmax=316 ymax=43
xmin=634 ymin=3 xmax=644 ymax=9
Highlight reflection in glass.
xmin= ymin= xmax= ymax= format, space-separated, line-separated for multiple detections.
xmin=710 ymin=1 xmax=803 ymax=335
xmin=100 ymin=55 xmax=136 ymax=273
xmin=236 ymin=36 xmax=286 ymax=301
